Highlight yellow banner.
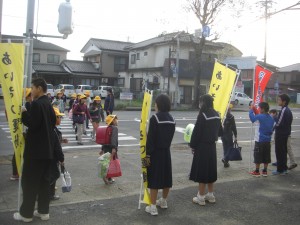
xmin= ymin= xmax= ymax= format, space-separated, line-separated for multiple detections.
xmin=0 ymin=43 xmax=25 ymax=175
xmin=140 ymin=89 xmax=153 ymax=205
xmin=208 ymin=61 xmax=237 ymax=122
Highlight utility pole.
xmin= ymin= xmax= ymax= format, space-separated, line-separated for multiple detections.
xmin=168 ymin=46 xmax=171 ymax=96
xmin=0 ymin=0 xmax=3 ymax=41
xmin=264 ymin=0 xmax=268 ymax=66
xmin=25 ymin=0 xmax=35 ymax=87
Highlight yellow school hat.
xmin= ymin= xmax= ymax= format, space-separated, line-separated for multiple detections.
xmin=105 ymin=115 xmax=117 ymax=125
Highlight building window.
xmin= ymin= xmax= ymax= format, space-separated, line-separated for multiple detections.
xmin=131 ymin=54 xmax=136 ymax=64
xmin=117 ymin=78 xmax=125 ymax=87
xmin=47 ymin=54 xmax=60 ymax=64
xmin=144 ymin=52 xmax=148 ymax=56
xmin=114 ymin=57 xmax=127 ymax=71
xmin=136 ymin=53 xmax=140 ymax=60
xmin=33 ymin=53 xmax=40 ymax=62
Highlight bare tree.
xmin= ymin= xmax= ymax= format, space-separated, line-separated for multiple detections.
xmin=186 ymin=0 xmax=246 ymax=108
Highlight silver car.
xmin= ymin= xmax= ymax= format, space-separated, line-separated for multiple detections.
xmin=232 ymin=92 xmax=253 ymax=106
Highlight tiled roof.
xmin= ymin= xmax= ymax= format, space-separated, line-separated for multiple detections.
xmin=125 ymin=32 xmax=222 ymax=50
xmin=32 ymin=63 xmax=67 ymax=73
xmin=62 ymin=60 xmax=100 ymax=74
xmin=1 ymin=35 xmax=69 ymax=52
xmin=81 ymin=38 xmax=132 ymax=53
xmin=278 ymin=63 xmax=300 ymax=72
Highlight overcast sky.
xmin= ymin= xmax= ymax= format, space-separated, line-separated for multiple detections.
xmin=2 ymin=0 xmax=300 ymax=67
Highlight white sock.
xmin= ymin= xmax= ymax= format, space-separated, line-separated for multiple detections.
xmin=207 ymin=192 xmax=214 ymax=196
xmin=151 ymin=204 xmax=156 ymax=208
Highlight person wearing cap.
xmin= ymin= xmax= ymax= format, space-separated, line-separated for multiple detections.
xmin=14 ymin=78 xmax=56 ymax=222
xmin=84 ymin=91 xmax=92 ymax=129
xmin=50 ymin=107 xmax=67 ymax=201
xmin=52 ymin=91 xmax=64 ymax=113
xmin=89 ymin=96 xmax=102 ymax=141
xmin=60 ymin=88 xmax=67 ymax=107
xmin=104 ymin=88 xmax=114 ymax=116
xmin=221 ymin=104 xmax=237 ymax=168
xmin=99 ymin=114 xmax=119 ymax=184
xmin=73 ymin=94 xmax=91 ymax=145
xmin=68 ymin=93 xmax=77 ymax=112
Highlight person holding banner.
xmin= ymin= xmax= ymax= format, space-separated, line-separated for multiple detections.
xmin=272 ymin=94 xmax=293 ymax=175
xmin=14 ymin=78 xmax=56 ymax=222
xmin=221 ymin=104 xmax=237 ymax=168
xmin=145 ymin=94 xmax=175 ymax=216
xmin=190 ymin=94 xmax=222 ymax=206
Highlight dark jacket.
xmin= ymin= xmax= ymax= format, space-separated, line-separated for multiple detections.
xmin=190 ymin=109 xmax=222 ymax=148
xmin=222 ymin=112 xmax=237 ymax=139
xmin=73 ymin=103 xmax=91 ymax=119
xmin=275 ymin=106 xmax=293 ymax=137
xmin=22 ymin=95 xmax=56 ymax=159
xmin=104 ymin=94 xmax=114 ymax=113
xmin=53 ymin=127 xmax=64 ymax=162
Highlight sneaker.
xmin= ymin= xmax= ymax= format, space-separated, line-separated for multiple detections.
xmin=288 ymin=164 xmax=297 ymax=170
xmin=222 ymin=159 xmax=230 ymax=168
xmin=204 ymin=194 xmax=216 ymax=203
xmin=50 ymin=195 xmax=60 ymax=201
xmin=250 ymin=170 xmax=260 ymax=177
xmin=156 ymin=198 xmax=168 ymax=209
xmin=271 ymin=162 xmax=277 ymax=166
xmin=33 ymin=210 xmax=50 ymax=221
xmin=272 ymin=170 xmax=284 ymax=175
xmin=10 ymin=175 xmax=19 ymax=181
xmin=192 ymin=194 xmax=205 ymax=206
xmin=145 ymin=205 xmax=158 ymax=216
xmin=13 ymin=212 xmax=33 ymax=222
xmin=108 ymin=178 xmax=115 ymax=184
xmin=262 ymin=170 xmax=268 ymax=177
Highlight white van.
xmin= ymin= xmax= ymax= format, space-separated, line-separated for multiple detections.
xmin=75 ymin=85 xmax=94 ymax=98
xmin=93 ymin=86 xmax=112 ymax=98
xmin=54 ymin=84 xmax=75 ymax=98
xmin=46 ymin=84 xmax=54 ymax=97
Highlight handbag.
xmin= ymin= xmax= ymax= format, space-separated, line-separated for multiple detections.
xmin=60 ymin=165 xmax=72 ymax=193
xmin=225 ymin=142 xmax=242 ymax=161
xmin=106 ymin=156 xmax=122 ymax=178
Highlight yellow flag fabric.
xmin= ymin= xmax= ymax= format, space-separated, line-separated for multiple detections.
xmin=140 ymin=89 xmax=153 ymax=205
xmin=208 ymin=61 xmax=237 ymax=122
xmin=0 ymin=43 xmax=25 ymax=175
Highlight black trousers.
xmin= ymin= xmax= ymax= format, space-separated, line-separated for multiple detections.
xmin=20 ymin=158 xmax=51 ymax=218
xmin=275 ymin=135 xmax=288 ymax=172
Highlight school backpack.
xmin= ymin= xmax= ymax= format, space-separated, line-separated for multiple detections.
xmin=96 ymin=126 xmax=112 ymax=145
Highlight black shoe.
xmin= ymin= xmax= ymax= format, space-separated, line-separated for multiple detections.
xmin=50 ymin=195 xmax=60 ymax=201
xmin=222 ymin=159 xmax=230 ymax=168
xmin=83 ymin=131 xmax=87 ymax=135
xmin=271 ymin=162 xmax=277 ymax=166
xmin=76 ymin=136 xmax=78 ymax=141
xmin=77 ymin=142 xmax=83 ymax=145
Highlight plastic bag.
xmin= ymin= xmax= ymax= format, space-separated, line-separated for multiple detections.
xmin=61 ymin=166 xmax=72 ymax=192
xmin=97 ymin=152 xmax=111 ymax=178
xmin=106 ymin=158 xmax=122 ymax=178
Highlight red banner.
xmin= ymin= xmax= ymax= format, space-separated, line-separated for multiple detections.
xmin=253 ymin=65 xmax=273 ymax=112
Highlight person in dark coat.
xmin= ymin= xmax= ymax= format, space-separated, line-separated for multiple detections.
xmin=50 ymin=107 xmax=67 ymax=201
xmin=14 ymin=78 xmax=56 ymax=222
xmin=190 ymin=94 xmax=222 ymax=206
xmin=221 ymin=104 xmax=237 ymax=168
xmin=104 ymin=88 xmax=114 ymax=116
xmin=145 ymin=94 xmax=175 ymax=216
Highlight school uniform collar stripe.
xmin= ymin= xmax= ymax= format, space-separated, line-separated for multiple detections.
xmin=154 ymin=114 xmax=175 ymax=124
xmin=202 ymin=112 xmax=220 ymax=120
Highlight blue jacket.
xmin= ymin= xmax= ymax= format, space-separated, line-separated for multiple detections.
xmin=275 ymin=106 xmax=293 ymax=137
xmin=249 ymin=110 xmax=275 ymax=142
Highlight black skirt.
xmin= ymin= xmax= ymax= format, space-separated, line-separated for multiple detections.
xmin=147 ymin=147 xmax=172 ymax=189
xmin=189 ymin=142 xmax=217 ymax=183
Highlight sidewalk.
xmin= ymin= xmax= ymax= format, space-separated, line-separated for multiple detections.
xmin=0 ymin=138 xmax=299 ymax=224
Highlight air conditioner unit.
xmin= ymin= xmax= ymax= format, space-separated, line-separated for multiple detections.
xmin=102 ymin=78 xmax=108 ymax=83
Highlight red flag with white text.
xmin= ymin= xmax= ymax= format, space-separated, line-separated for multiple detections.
xmin=253 ymin=65 xmax=273 ymax=113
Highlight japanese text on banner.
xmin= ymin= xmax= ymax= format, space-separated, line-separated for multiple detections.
xmin=208 ymin=62 xmax=237 ymax=122
xmin=0 ymin=43 xmax=25 ymax=175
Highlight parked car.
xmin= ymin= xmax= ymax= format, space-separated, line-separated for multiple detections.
xmin=54 ymin=84 xmax=75 ymax=98
xmin=93 ymin=85 xmax=112 ymax=98
xmin=75 ymin=85 xmax=94 ymax=98
xmin=231 ymin=92 xmax=253 ymax=107
xmin=46 ymin=83 xmax=54 ymax=97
